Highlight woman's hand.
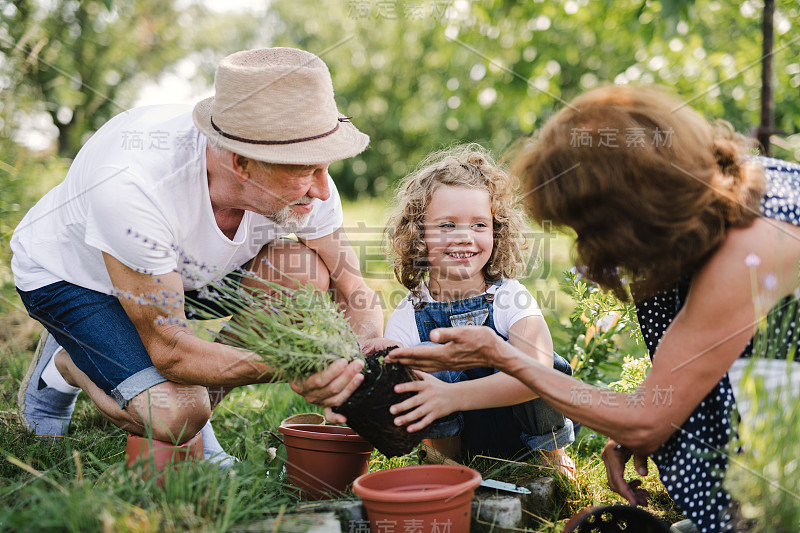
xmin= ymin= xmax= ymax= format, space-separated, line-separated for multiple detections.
xmin=290 ymin=358 xmax=364 ymax=408
xmin=385 ymin=326 xmax=502 ymax=371
xmin=389 ymin=370 xmax=458 ymax=433
xmin=602 ymin=439 xmax=650 ymax=506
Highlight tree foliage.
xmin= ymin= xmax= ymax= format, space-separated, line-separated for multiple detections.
xmin=263 ymin=0 xmax=799 ymax=197
xmin=1 ymin=0 xmax=799 ymax=285
xmin=0 ymin=0 xmax=195 ymax=156
xmin=0 ymin=1 xmax=265 ymax=290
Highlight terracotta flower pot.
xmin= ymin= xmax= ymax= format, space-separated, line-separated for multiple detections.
xmin=278 ymin=423 xmax=374 ymax=500
xmin=125 ymin=432 xmax=204 ymax=486
xmin=353 ymin=465 xmax=482 ymax=533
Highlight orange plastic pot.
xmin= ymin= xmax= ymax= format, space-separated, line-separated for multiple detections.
xmin=125 ymin=432 xmax=204 ymax=486
xmin=278 ymin=423 xmax=373 ymax=500
xmin=353 ymin=465 xmax=482 ymax=533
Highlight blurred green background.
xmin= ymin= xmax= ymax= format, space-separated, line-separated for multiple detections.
xmin=1 ymin=0 xmax=799 ymax=318
xmin=1 ymin=3 xmax=798 ymax=527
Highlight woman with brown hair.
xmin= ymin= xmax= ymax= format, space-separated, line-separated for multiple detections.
xmin=386 ymin=85 xmax=800 ymax=532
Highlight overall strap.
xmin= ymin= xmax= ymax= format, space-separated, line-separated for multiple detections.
xmin=411 ymin=280 xmax=504 ymax=343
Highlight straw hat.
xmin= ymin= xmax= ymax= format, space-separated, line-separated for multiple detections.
xmin=193 ymin=48 xmax=369 ymax=165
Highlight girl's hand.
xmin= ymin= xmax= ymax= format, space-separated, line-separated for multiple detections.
xmin=290 ymin=358 xmax=364 ymax=407
xmin=602 ymin=439 xmax=650 ymax=506
xmin=384 ymin=326 xmax=501 ymax=371
xmin=360 ymin=337 xmax=402 ymax=356
xmin=389 ymin=370 xmax=458 ymax=433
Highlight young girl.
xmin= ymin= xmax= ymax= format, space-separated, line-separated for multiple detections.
xmin=381 ymin=144 xmax=575 ymax=473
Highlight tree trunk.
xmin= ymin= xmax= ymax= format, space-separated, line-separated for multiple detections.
xmin=757 ymin=0 xmax=775 ymax=156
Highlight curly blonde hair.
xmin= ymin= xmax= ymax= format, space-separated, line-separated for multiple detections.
xmin=513 ymin=85 xmax=765 ymax=301
xmin=387 ymin=144 xmax=529 ymax=298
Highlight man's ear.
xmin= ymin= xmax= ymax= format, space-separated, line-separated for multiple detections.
xmin=232 ymin=153 xmax=250 ymax=182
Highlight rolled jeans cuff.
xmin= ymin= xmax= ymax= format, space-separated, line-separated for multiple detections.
xmin=521 ymin=418 xmax=575 ymax=452
xmin=110 ymin=366 xmax=168 ymax=409
xmin=426 ymin=413 xmax=463 ymax=439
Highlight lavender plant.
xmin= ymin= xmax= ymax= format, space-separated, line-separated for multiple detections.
xmin=120 ymin=235 xmax=364 ymax=381
xmin=183 ymin=268 xmax=363 ymax=381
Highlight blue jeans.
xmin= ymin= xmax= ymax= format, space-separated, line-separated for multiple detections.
xmin=17 ymin=281 xmax=167 ymax=409
xmin=427 ymin=353 xmax=575 ymax=459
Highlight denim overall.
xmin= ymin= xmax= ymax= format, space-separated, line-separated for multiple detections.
xmin=414 ymin=282 xmax=575 ymax=460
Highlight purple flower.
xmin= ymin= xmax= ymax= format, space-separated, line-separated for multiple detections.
xmin=745 ymin=253 xmax=761 ymax=268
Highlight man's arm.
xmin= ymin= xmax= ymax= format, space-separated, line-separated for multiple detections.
xmin=303 ymin=228 xmax=383 ymax=341
xmin=102 ymin=252 xmax=364 ymax=405
xmin=104 ymin=252 xmax=278 ymax=386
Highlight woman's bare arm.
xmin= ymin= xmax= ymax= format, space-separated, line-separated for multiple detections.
xmin=388 ymin=219 xmax=800 ymax=453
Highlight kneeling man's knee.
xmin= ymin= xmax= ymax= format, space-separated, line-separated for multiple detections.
xmin=155 ymin=403 xmax=210 ymax=444
xmin=250 ymin=239 xmax=330 ymax=292
xmin=130 ymin=384 xmax=211 ymax=444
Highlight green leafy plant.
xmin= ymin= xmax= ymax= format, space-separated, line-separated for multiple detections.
xmin=725 ymin=366 xmax=800 ymax=532
xmin=609 ymin=355 xmax=652 ymax=393
xmin=723 ymin=284 xmax=800 ymax=531
xmin=556 ymin=269 xmax=644 ymax=386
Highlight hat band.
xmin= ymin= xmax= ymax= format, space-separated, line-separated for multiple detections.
xmin=210 ymin=116 xmax=351 ymax=145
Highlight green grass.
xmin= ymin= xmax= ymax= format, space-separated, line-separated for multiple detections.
xmin=0 ymin=197 xmax=683 ymax=531
xmin=0 ymin=328 xmax=682 ymax=531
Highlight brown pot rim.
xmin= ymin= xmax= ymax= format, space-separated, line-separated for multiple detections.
xmin=278 ymin=423 xmax=369 ymax=443
xmin=353 ymin=464 xmax=481 ymax=503
xmin=281 ymin=413 xmax=326 ymax=426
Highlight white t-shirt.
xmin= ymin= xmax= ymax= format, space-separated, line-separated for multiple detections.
xmin=384 ymin=278 xmax=543 ymax=348
xmin=11 ymin=105 xmax=343 ymax=293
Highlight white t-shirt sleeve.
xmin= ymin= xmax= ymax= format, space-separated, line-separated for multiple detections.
xmin=492 ymin=279 xmax=543 ymax=339
xmin=294 ymin=174 xmax=344 ymax=241
xmin=83 ymin=169 xmax=178 ymax=275
xmin=384 ymin=297 xmax=422 ymax=347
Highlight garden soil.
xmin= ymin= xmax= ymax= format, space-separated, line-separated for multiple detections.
xmin=333 ymin=348 xmax=424 ymax=457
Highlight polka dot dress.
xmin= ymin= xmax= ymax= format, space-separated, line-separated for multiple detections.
xmin=638 ymin=158 xmax=800 ymax=533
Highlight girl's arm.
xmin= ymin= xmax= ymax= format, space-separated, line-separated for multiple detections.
xmin=389 ymin=315 xmax=554 ymax=432
xmin=388 ymin=219 xmax=800 ymax=452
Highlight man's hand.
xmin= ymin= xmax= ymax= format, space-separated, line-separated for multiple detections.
xmin=290 ymin=358 xmax=364 ymax=408
xmin=602 ymin=439 xmax=650 ymax=506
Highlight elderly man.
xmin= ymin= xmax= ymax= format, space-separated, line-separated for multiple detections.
xmin=12 ymin=48 xmax=382 ymax=464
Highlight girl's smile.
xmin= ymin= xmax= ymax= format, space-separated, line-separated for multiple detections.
xmin=446 ymin=251 xmax=479 ymax=260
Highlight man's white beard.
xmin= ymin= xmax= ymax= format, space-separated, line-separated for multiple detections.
xmin=268 ymin=204 xmax=312 ymax=233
